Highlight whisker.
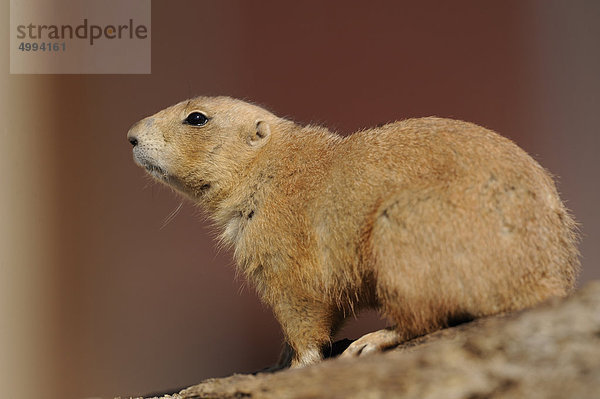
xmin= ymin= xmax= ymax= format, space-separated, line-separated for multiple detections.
xmin=160 ymin=201 xmax=184 ymax=230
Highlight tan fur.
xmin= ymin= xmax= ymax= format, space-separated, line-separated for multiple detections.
xmin=127 ymin=96 xmax=580 ymax=367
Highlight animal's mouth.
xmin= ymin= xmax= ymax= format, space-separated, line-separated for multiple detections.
xmin=134 ymin=154 xmax=170 ymax=181
xmin=144 ymin=162 xmax=167 ymax=177
xmin=132 ymin=151 xmax=195 ymax=196
xmin=144 ymin=162 xmax=171 ymax=182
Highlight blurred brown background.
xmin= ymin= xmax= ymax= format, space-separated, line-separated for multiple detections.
xmin=1 ymin=1 xmax=599 ymax=398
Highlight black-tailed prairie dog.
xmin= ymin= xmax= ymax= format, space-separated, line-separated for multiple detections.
xmin=127 ymin=96 xmax=580 ymax=367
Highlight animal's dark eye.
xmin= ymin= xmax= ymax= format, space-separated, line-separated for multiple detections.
xmin=184 ymin=112 xmax=209 ymax=126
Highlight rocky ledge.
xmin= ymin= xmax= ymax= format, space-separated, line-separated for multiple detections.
xmin=128 ymin=280 xmax=600 ymax=399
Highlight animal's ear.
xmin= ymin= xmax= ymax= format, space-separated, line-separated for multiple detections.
xmin=247 ymin=120 xmax=271 ymax=147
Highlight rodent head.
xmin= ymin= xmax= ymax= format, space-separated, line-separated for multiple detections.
xmin=127 ymin=96 xmax=275 ymax=205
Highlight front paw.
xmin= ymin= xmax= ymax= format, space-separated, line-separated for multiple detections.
xmin=339 ymin=328 xmax=401 ymax=358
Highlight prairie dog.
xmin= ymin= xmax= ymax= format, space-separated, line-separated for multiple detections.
xmin=127 ymin=96 xmax=579 ymax=367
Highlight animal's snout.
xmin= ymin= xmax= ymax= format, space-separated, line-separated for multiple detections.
xmin=127 ymin=121 xmax=142 ymax=147
xmin=127 ymin=117 xmax=156 ymax=147
xmin=128 ymin=135 xmax=138 ymax=147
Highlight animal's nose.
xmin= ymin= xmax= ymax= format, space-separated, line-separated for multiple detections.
xmin=127 ymin=126 xmax=139 ymax=147
xmin=128 ymin=117 xmax=153 ymax=147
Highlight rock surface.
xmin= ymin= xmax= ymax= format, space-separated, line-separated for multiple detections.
xmin=129 ymin=281 xmax=600 ymax=399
